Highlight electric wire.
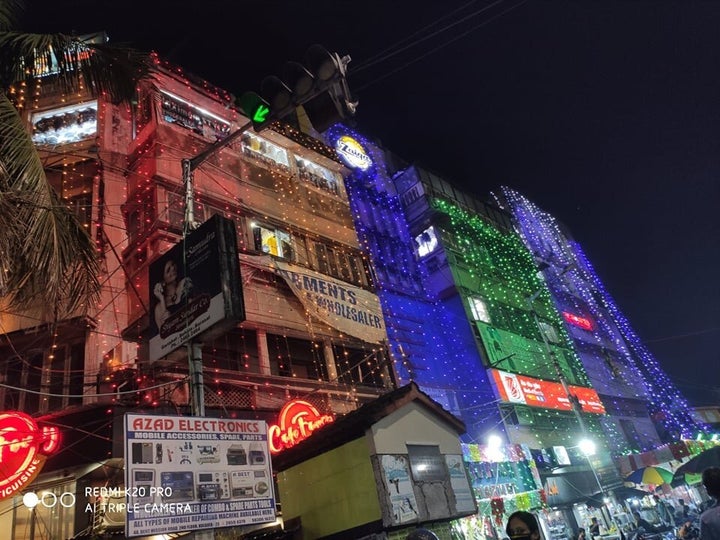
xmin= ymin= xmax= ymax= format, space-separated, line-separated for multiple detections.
xmin=0 ymin=376 xmax=188 ymax=398
xmin=355 ymin=0 xmax=529 ymax=93
xmin=352 ymin=0 xmax=511 ymax=75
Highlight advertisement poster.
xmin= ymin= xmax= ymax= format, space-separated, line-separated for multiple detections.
xmin=489 ymin=368 xmax=605 ymax=414
xmin=445 ymin=455 xmax=477 ymax=514
xmin=380 ymin=455 xmax=419 ymax=525
xmin=124 ymin=414 xmax=275 ymax=537
xmin=149 ymin=215 xmax=243 ymax=362
xmin=272 ymin=259 xmax=386 ymax=343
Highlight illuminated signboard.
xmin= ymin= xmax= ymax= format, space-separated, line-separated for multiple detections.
xmin=0 ymin=412 xmax=61 ymax=500
xmin=268 ymin=400 xmax=334 ymax=453
xmin=562 ymin=311 xmax=594 ymax=331
xmin=335 ymin=135 xmax=372 ymax=170
xmin=489 ymin=369 xmax=605 ymax=414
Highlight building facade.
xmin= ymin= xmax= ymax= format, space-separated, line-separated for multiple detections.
xmin=496 ymin=187 xmax=702 ymax=450
xmin=0 ymin=57 xmax=393 ymax=539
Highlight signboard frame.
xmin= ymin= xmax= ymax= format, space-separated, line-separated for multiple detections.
xmin=489 ymin=368 xmax=605 ymax=414
xmin=148 ymin=215 xmax=244 ymax=362
xmin=124 ymin=413 xmax=275 ymax=537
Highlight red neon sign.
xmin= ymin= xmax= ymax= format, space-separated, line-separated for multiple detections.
xmin=0 ymin=412 xmax=61 ymax=500
xmin=562 ymin=311 xmax=594 ymax=331
xmin=268 ymin=400 xmax=334 ymax=453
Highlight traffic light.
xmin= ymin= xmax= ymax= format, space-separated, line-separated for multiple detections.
xmin=239 ymin=91 xmax=273 ymax=131
xmin=239 ymin=44 xmax=357 ymax=133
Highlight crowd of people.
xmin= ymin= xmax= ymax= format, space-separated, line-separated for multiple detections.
xmin=403 ymin=467 xmax=720 ymax=540
xmin=513 ymin=467 xmax=720 ymax=540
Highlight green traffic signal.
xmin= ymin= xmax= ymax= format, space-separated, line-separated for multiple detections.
xmin=239 ymin=92 xmax=273 ymax=131
xmin=253 ymin=104 xmax=270 ymax=123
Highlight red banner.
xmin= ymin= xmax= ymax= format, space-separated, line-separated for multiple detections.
xmin=489 ymin=369 xmax=605 ymax=414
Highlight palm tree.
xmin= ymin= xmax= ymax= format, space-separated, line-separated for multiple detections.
xmin=0 ymin=0 xmax=149 ymax=319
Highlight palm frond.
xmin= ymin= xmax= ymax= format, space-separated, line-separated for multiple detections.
xmin=0 ymin=92 xmax=100 ymax=318
xmin=0 ymin=0 xmax=22 ymax=32
xmin=0 ymin=31 xmax=152 ymax=103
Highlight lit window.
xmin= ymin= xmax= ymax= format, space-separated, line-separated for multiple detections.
xmin=253 ymin=224 xmax=292 ymax=259
xmin=241 ymin=132 xmax=289 ymax=167
xmin=31 ymin=101 xmax=98 ymax=146
xmin=415 ymin=226 xmax=438 ymax=257
xmin=468 ymin=297 xmax=491 ymax=323
xmin=295 ymin=157 xmax=340 ymax=195
xmin=159 ymin=91 xmax=230 ymax=140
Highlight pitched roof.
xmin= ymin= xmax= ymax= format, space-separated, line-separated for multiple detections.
xmin=272 ymin=382 xmax=466 ymax=471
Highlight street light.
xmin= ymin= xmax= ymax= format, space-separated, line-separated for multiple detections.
xmin=578 ymin=437 xmax=604 ymax=495
xmin=579 ymin=438 xmax=596 ymax=457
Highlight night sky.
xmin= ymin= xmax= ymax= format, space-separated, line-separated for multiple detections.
xmin=25 ymin=1 xmax=720 ymax=405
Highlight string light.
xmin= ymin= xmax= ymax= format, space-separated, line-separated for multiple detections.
xmin=498 ymin=187 xmax=706 ymax=447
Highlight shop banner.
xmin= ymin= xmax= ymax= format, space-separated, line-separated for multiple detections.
xmin=489 ymin=369 xmax=605 ymax=414
xmin=272 ymin=259 xmax=386 ymax=343
xmin=124 ymin=414 xmax=274 ymax=537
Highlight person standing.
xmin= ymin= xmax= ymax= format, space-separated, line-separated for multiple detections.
xmin=506 ymin=511 xmax=541 ymax=540
xmin=680 ymin=467 xmax=720 ymax=540
xmin=654 ymin=495 xmax=673 ymax=526
xmin=589 ymin=517 xmax=601 ymax=539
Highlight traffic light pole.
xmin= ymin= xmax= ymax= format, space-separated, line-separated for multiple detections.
xmin=182 ymin=120 xmax=253 ymax=228
xmin=181 ymin=120 xmax=252 ymax=417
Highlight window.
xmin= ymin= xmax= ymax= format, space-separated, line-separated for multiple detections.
xmin=0 ymin=344 xmax=83 ymax=414
xmin=31 ymin=101 xmax=98 ymax=146
xmin=332 ymin=345 xmax=387 ymax=387
xmin=253 ymin=223 xmax=292 ymax=259
xmin=314 ymin=242 xmax=369 ymax=286
xmin=65 ymin=192 xmax=93 ymax=229
xmin=468 ymin=296 xmax=491 ymax=323
xmin=269 ymin=334 xmax=328 ymax=381
xmin=415 ymin=226 xmax=439 ymax=257
xmin=241 ymin=132 xmax=289 ymax=168
xmin=295 ymin=156 xmax=340 ymax=195
xmin=166 ymin=191 xmax=187 ymax=230
xmin=160 ymin=90 xmax=230 ymax=140
xmin=134 ymin=89 xmax=153 ymax=137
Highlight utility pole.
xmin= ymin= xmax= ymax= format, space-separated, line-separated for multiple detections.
xmin=182 ymin=121 xmax=253 ymax=417
xmin=181 ymin=45 xmax=355 ymax=416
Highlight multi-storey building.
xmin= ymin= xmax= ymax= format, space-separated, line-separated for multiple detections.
xmin=497 ymin=187 xmax=702 ymax=449
xmin=0 ymin=56 xmax=393 ymax=539
xmin=322 ymin=125 xmax=620 ymax=538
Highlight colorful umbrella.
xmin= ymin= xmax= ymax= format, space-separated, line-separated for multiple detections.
xmin=625 ymin=466 xmax=674 ymax=485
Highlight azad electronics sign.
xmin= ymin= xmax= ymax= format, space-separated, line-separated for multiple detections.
xmin=124 ymin=414 xmax=275 ymax=537
xmin=489 ymin=369 xmax=605 ymax=414
xmin=0 ymin=412 xmax=61 ymax=500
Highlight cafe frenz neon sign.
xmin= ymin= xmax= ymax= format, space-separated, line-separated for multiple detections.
xmin=0 ymin=412 xmax=61 ymax=500
xmin=268 ymin=400 xmax=334 ymax=453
